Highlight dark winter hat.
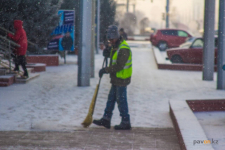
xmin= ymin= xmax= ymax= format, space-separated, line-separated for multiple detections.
xmin=107 ymin=25 xmax=119 ymax=40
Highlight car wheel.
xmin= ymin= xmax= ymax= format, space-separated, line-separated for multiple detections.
xmin=158 ymin=41 xmax=167 ymax=51
xmin=171 ymin=55 xmax=183 ymax=63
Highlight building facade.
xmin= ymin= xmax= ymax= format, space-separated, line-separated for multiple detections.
xmin=114 ymin=0 xmax=219 ymax=36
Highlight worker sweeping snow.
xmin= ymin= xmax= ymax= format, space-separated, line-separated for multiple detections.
xmin=93 ymin=25 xmax=132 ymax=130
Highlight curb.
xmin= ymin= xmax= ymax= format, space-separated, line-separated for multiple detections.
xmin=170 ymin=99 xmax=225 ymax=150
xmin=152 ymin=46 xmax=217 ymax=71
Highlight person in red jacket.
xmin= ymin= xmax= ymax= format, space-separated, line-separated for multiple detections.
xmin=8 ymin=20 xmax=28 ymax=78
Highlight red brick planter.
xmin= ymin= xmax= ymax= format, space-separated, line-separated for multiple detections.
xmin=158 ymin=63 xmax=217 ymax=71
xmin=153 ymin=47 xmax=218 ymax=71
xmin=26 ymin=63 xmax=46 ymax=72
xmin=26 ymin=55 xmax=59 ymax=66
xmin=0 ymin=75 xmax=15 ymax=87
xmin=187 ymin=99 xmax=225 ymax=112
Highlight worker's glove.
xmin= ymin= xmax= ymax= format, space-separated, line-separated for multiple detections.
xmin=103 ymin=46 xmax=111 ymax=58
xmin=99 ymin=68 xmax=107 ymax=78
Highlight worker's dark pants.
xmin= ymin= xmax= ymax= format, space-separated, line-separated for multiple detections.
xmin=103 ymin=85 xmax=130 ymax=123
xmin=14 ymin=55 xmax=28 ymax=76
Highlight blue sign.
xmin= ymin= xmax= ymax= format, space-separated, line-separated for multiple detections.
xmin=47 ymin=10 xmax=75 ymax=51
xmin=222 ymin=65 xmax=225 ymax=70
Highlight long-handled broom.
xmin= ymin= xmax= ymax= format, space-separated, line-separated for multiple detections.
xmin=81 ymin=58 xmax=107 ymax=128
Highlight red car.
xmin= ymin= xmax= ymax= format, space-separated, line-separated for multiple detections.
xmin=150 ymin=29 xmax=192 ymax=51
xmin=166 ymin=37 xmax=218 ymax=64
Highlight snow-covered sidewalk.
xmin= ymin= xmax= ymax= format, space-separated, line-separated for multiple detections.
xmin=0 ymin=41 xmax=225 ymax=131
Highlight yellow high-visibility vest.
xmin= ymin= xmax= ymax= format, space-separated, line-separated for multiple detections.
xmin=110 ymin=40 xmax=132 ymax=79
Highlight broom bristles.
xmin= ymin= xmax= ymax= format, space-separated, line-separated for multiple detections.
xmin=81 ymin=115 xmax=93 ymax=128
xmin=81 ymin=84 xmax=99 ymax=128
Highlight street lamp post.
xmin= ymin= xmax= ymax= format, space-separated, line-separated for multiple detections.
xmin=78 ymin=0 xmax=92 ymax=86
xmin=202 ymin=0 xmax=215 ymax=81
xmin=91 ymin=0 xmax=96 ymax=78
xmin=166 ymin=0 xmax=169 ymax=28
xmin=217 ymin=0 xmax=225 ymax=89
xmin=96 ymin=0 xmax=100 ymax=54
xmin=127 ymin=0 xmax=129 ymax=12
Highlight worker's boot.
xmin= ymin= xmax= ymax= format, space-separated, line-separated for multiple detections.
xmin=114 ymin=122 xmax=131 ymax=130
xmin=93 ymin=118 xmax=111 ymax=129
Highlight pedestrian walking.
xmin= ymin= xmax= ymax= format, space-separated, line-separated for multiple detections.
xmin=61 ymin=32 xmax=73 ymax=64
xmin=93 ymin=25 xmax=132 ymax=130
xmin=119 ymin=28 xmax=128 ymax=40
xmin=7 ymin=20 xmax=29 ymax=78
xmin=61 ymin=32 xmax=73 ymax=51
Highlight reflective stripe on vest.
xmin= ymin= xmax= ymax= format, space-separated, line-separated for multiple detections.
xmin=110 ymin=40 xmax=132 ymax=79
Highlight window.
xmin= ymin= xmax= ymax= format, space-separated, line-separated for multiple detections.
xmin=192 ymin=39 xmax=204 ymax=48
xmin=161 ymin=30 xmax=177 ymax=36
xmin=178 ymin=31 xmax=188 ymax=37
xmin=179 ymin=42 xmax=192 ymax=48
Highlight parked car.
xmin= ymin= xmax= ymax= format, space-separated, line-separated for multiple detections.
xmin=150 ymin=29 xmax=192 ymax=51
xmin=166 ymin=37 xmax=218 ymax=64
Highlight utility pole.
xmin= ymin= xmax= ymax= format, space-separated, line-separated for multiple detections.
xmin=127 ymin=0 xmax=129 ymax=13
xmin=96 ymin=0 xmax=100 ymax=54
xmin=217 ymin=0 xmax=225 ymax=89
xmin=202 ymin=0 xmax=215 ymax=81
xmin=91 ymin=0 xmax=96 ymax=78
xmin=166 ymin=0 xmax=169 ymax=28
xmin=78 ymin=0 xmax=92 ymax=86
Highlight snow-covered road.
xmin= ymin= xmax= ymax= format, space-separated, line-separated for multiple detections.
xmin=1 ymin=41 xmax=225 ymax=131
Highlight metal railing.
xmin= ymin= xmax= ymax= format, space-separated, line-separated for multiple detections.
xmin=0 ymin=35 xmax=20 ymax=72
xmin=0 ymin=26 xmax=36 ymax=46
